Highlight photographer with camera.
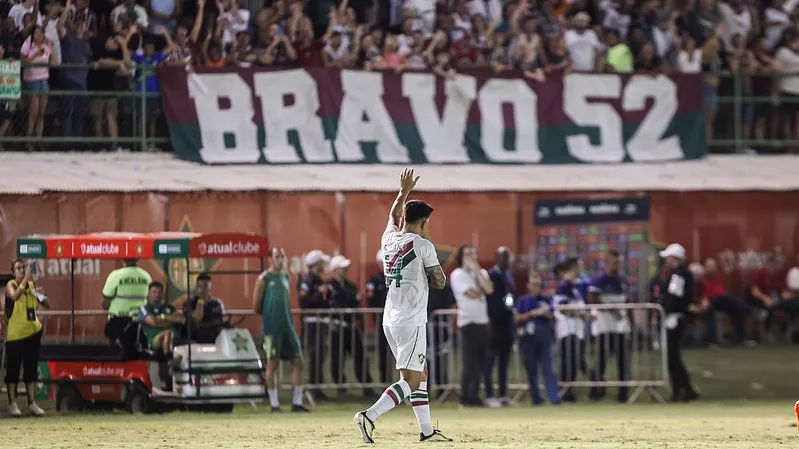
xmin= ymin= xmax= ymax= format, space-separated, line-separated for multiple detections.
xmin=4 ymin=259 xmax=49 ymax=417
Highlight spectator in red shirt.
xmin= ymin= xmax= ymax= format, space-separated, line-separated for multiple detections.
xmin=698 ymin=258 xmax=754 ymax=347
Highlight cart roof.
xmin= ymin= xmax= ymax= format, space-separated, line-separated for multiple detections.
xmin=16 ymin=232 xmax=269 ymax=259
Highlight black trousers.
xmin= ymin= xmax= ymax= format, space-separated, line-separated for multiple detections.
xmin=590 ymin=332 xmax=630 ymax=401
xmin=460 ymin=323 xmax=489 ymax=404
xmin=330 ymin=327 xmax=373 ymax=389
xmin=484 ymin=332 xmax=513 ymax=399
xmin=666 ymin=319 xmax=695 ymax=399
xmin=104 ymin=316 xmax=132 ymax=344
xmin=302 ymin=321 xmax=328 ymax=389
xmin=559 ymin=335 xmax=589 ymax=401
xmin=4 ymin=331 xmax=42 ymax=384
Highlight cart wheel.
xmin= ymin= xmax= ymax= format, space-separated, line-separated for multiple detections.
xmin=55 ymin=386 xmax=84 ymax=413
xmin=126 ymin=386 xmax=151 ymax=414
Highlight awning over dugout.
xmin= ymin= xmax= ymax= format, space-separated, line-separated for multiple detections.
xmin=0 ymin=153 xmax=796 ymax=194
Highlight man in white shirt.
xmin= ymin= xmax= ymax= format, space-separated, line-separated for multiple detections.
xmin=718 ymin=0 xmax=751 ymax=53
xmin=450 ymin=244 xmax=494 ymax=407
xmin=354 ymin=168 xmax=451 ymax=444
xmin=8 ymin=0 xmax=42 ymax=31
xmin=565 ymin=12 xmax=601 ymax=72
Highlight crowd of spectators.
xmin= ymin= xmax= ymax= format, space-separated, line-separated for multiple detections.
xmin=1 ymin=0 xmax=799 ymax=150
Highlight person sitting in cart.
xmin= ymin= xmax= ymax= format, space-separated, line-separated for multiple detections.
xmin=102 ymin=259 xmax=152 ymax=346
xmin=182 ymin=272 xmax=227 ymax=344
xmin=139 ymin=281 xmax=185 ymax=356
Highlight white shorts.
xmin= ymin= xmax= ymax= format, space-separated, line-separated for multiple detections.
xmin=383 ymin=325 xmax=427 ymax=372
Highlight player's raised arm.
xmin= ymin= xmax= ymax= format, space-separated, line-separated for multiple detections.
xmin=388 ymin=168 xmax=420 ymax=228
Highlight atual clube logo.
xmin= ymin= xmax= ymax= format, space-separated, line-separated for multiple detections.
xmin=149 ymin=216 xmax=221 ymax=305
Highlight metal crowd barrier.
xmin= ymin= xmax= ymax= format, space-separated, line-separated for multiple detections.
xmin=8 ymin=303 xmax=668 ymax=405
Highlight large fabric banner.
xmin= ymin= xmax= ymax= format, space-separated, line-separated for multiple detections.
xmin=158 ymin=67 xmax=706 ymax=165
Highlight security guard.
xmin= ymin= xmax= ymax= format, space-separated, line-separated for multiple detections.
xmin=366 ymin=250 xmax=391 ymax=384
xmin=328 ymin=255 xmax=374 ymax=396
xmin=655 ymin=243 xmax=699 ymax=402
xmin=297 ymin=249 xmax=331 ymax=400
xmin=102 ymin=258 xmax=152 ymax=346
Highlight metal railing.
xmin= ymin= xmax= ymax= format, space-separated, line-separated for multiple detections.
xmin=5 ymin=303 xmax=668 ymax=405
xmin=0 ymin=62 xmax=169 ymax=151
xmin=711 ymin=70 xmax=799 ymax=153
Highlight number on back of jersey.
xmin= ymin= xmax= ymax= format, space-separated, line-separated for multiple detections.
xmin=384 ymin=241 xmax=417 ymax=288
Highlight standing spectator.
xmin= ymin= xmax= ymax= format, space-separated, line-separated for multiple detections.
xmin=297 ymin=249 xmax=331 ymax=401
xmin=587 ymin=250 xmax=631 ymax=403
xmin=545 ymin=35 xmax=571 ymax=75
xmin=328 ymin=255 xmax=375 ymax=397
xmin=775 ymin=31 xmax=799 ymax=146
xmin=366 ymin=250 xmax=391 ymax=384
xmin=702 ymin=24 xmax=723 ymax=142
xmin=655 ymin=243 xmax=699 ymax=402
xmin=483 ymin=247 xmax=515 ymax=408
xmin=764 ymin=0 xmax=798 ymax=51
xmin=21 ymin=25 xmax=55 ymax=151
xmin=217 ymin=0 xmax=250 ymax=48
xmin=43 ymin=1 xmax=64 ymax=66
xmin=322 ymin=30 xmax=351 ymax=67
xmin=67 ymin=0 xmax=97 ymax=40
xmin=564 ymin=11 xmax=600 ymax=72
xmin=89 ymin=25 xmax=135 ymax=152
xmin=687 ymin=0 xmax=720 ymax=46
xmin=133 ymin=30 xmax=165 ymax=152
xmin=111 ymin=0 xmax=149 ymax=34
xmin=257 ymin=23 xmax=297 ymax=66
xmin=402 ymin=0 xmax=436 ymax=37
xmin=58 ymin=10 xmax=92 ymax=144
xmin=450 ymin=244 xmax=494 ymax=407
xmin=4 ymin=259 xmax=49 ymax=417
xmin=146 ymin=0 xmax=182 ymax=35
xmin=602 ymin=0 xmax=633 ymax=40
xmin=0 ymin=18 xmax=22 ymax=147
xmin=554 ymin=259 xmax=592 ymax=402
xmin=635 ymin=42 xmax=663 ymax=74
xmin=605 ymin=28 xmax=633 ymax=73
xmin=8 ymin=0 xmax=41 ymax=31
xmin=698 ymin=257 xmax=754 ymax=346
xmin=163 ymin=0 xmax=204 ymax=67
xmin=717 ymin=0 xmax=751 ymax=53
xmin=676 ymin=34 xmax=702 ymax=73
xmin=652 ymin=12 xmax=678 ymax=60
xmin=515 ymin=271 xmax=559 ymax=406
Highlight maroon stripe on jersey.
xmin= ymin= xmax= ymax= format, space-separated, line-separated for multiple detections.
xmin=386 ymin=387 xmax=399 ymax=405
xmin=386 ymin=241 xmax=414 ymax=271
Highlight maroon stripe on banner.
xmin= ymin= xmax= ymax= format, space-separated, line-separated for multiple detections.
xmin=411 ymin=401 xmax=428 ymax=407
xmin=386 ymin=388 xmax=399 ymax=405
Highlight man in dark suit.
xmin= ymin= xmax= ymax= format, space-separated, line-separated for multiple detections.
xmin=484 ymin=247 xmax=516 ymax=407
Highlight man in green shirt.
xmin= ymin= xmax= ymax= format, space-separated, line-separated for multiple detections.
xmin=102 ymin=259 xmax=152 ymax=345
xmin=605 ymin=28 xmax=633 ymax=74
xmin=253 ymin=247 xmax=309 ymax=413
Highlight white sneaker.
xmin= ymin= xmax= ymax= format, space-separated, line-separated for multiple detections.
xmin=8 ymin=402 xmax=21 ymax=417
xmin=499 ymin=396 xmax=513 ymax=407
xmin=28 ymin=403 xmax=45 ymax=417
xmin=484 ymin=397 xmax=502 ymax=408
xmin=354 ymin=411 xmax=375 ymax=444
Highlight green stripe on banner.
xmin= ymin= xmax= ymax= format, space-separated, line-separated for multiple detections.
xmin=392 ymin=384 xmax=406 ymax=401
xmin=410 ymin=393 xmax=429 ymax=399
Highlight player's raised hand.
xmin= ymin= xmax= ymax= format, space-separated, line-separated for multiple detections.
xmin=399 ymin=168 xmax=419 ymax=193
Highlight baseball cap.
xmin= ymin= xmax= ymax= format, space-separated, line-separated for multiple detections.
xmin=330 ymin=255 xmax=352 ymax=271
xmin=305 ymin=250 xmax=330 ymax=267
xmin=659 ymin=243 xmax=686 ymax=260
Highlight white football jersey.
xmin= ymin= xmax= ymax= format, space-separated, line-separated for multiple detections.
xmin=381 ymin=224 xmax=440 ymax=327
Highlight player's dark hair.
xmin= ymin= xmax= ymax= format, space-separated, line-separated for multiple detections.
xmin=149 ymin=281 xmax=164 ymax=290
xmin=404 ymin=200 xmax=434 ymax=224
xmin=197 ymin=272 xmax=212 ymax=282
xmin=455 ymin=244 xmax=475 ymax=267
xmin=608 ymin=249 xmax=620 ymax=258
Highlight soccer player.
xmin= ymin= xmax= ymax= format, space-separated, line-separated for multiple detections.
xmin=253 ymin=247 xmax=310 ymax=413
xmin=354 ymin=168 xmax=452 ymax=444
